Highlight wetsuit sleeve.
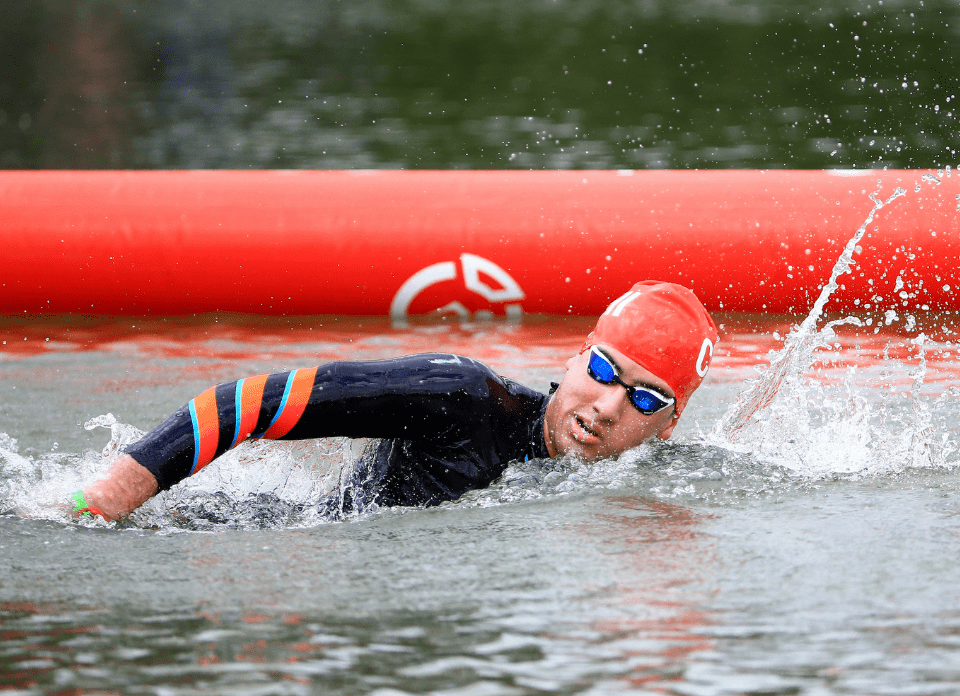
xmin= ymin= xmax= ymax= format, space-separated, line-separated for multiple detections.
xmin=124 ymin=354 xmax=503 ymax=492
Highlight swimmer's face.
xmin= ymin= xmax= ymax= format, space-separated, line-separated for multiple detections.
xmin=543 ymin=343 xmax=678 ymax=461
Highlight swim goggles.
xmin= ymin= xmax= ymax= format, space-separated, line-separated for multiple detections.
xmin=587 ymin=346 xmax=676 ymax=416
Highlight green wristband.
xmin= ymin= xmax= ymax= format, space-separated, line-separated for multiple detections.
xmin=70 ymin=490 xmax=88 ymax=512
xmin=70 ymin=490 xmax=106 ymax=519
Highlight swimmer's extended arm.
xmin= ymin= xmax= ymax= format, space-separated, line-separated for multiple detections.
xmin=79 ymin=354 xmax=498 ymax=518
xmin=78 ymin=454 xmax=159 ymax=521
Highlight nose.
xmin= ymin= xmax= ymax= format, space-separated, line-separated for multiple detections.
xmin=591 ymin=381 xmax=628 ymax=422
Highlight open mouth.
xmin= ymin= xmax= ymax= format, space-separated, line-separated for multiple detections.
xmin=575 ymin=414 xmax=600 ymax=439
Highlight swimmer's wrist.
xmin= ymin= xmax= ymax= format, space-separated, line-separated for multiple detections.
xmin=76 ymin=455 xmax=159 ymax=521
xmin=70 ymin=490 xmax=106 ymax=519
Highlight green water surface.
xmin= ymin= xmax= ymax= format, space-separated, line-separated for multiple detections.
xmin=1 ymin=0 xmax=957 ymax=170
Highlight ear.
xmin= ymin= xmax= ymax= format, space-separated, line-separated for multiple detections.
xmin=656 ymin=414 xmax=679 ymax=441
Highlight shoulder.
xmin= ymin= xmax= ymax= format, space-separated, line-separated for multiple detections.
xmin=376 ymin=354 xmax=544 ymax=400
xmin=327 ymin=353 xmax=545 ymax=404
xmin=387 ymin=353 xmax=503 ymax=390
xmin=363 ymin=353 xmax=487 ymax=374
xmin=418 ymin=354 xmax=546 ymax=406
xmin=326 ymin=353 xmax=498 ymax=394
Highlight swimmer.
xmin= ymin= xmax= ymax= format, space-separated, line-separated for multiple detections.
xmin=71 ymin=281 xmax=718 ymax=521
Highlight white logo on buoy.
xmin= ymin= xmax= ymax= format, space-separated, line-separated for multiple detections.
xmin=696 ymin=338 xmax=714 ymax=377
xmin=390 ymin=253 xmax=525 ymax=322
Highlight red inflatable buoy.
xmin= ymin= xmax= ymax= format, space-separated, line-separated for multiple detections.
xmin=1 ymin=169 xmax=956 ymax=318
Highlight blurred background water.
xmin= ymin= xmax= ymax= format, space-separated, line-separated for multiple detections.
xmin=1 ymin=0 xmax=958 ymax=170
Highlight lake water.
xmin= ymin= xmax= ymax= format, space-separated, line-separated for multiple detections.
xmin=2 ymin=304 xmax=960 ymax=695
xmin=3 ymin=0 xmax=960 ymax=170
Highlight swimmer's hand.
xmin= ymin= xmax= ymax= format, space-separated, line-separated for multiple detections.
xmin=71 ymin=454 xmax=159 ymax=521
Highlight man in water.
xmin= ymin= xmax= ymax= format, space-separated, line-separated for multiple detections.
xmin=72 ymin=281 xmax=718 ymax=521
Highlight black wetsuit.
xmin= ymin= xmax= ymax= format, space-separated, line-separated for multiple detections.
xmin=124 ymin=354 xmax=551 ymax=512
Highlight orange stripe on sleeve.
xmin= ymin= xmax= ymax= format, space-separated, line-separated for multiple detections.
xmin=190 ymin=386 xmax=220 ymax=475
xmin=233 ymin=374 xmax=268 ymax=448
xmin=261 ymin=367 xmax=318 ymax=440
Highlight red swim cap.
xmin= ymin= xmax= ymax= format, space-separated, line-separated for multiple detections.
xmin=583 ymin=281 xmax=718 ymax=415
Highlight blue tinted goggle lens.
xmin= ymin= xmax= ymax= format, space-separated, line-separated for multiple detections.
xmin=631 ymin=389 xmax=671 ymax=414
xmin=587 ymin=348 xmax=618 ymax=382
xmin=587 ymin=347 xmax=675 ymax=416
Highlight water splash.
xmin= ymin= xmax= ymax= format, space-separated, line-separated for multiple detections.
xmin=709 ymin=181 xmax=960 ymax=479
xmin=84 ymin=413 xmax=146 ymax=457
xmin=716 ymin=186 xmax=907 ymax=440
xmin=147 ymin=437 xmax=362 ymax=530
xmin=1 ymin=437 xmax=110 ymax=520
xmin=0 ymin=412 xmax=362 ymax=528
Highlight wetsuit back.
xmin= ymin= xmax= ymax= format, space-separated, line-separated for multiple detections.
xmin=124 ymin=354 xmax=551 ymax=510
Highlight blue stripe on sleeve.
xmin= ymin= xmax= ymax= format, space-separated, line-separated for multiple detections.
xmin=262 ymin=371 xmax=295 ymax=436
xmin=231 ymin=379 xmax=244 ymax=448
xmin=188 ymin=399 xmax=201 ymax=476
